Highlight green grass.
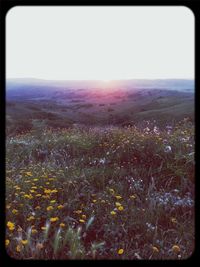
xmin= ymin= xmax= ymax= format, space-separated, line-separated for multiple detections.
xmin=6 ymin=118 xmax=194 ymax=259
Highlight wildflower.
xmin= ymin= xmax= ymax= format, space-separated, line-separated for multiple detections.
xmin=50 ymin=200 xmax=56 ymax=203
xmin=36 ymin=194 xmax=42 ymax=197
xmin=24 ymin=194 xmax=33 ymax=199
xmin=115 ymin=202 xmax=122 ymax=207
xmin=92 ymin=199 xmax=97 ymax=203
xmin=31 ymin=186 xmax=37 ymax=189
xmin=118 ymin=248 xmax=124 ymax=255
xmin=79 ymin=219 xmax=85 ymax=223
xmin=44 ymin=189 xmax=51 ymax=194
xmin=101 ymin=200 xmax=106 ymax=204
xmin=118 ymin=205 xmax=124 ymax=211
xmin=172 ymin=245 xmax=181 ymax=253
xmin=12 ymin=209 xmax=18 ymax=215
xmin=171 ymin=218 xmax=178 ymax=224
xmin=110 ymin=211 xmax=116 ymax=215
xmin=21 ymin=240 xmax=28 ymax=245
xmin=115 ymin=195 xmax=122 ymax=200
xmin=27 ymin=216 xmax=35 ymax=221
xmin=57 ymin=205 xmax=64 ymax=209
xmin=130 ymin=195 xmax=136 ymax=199
xmin=50 ymin=217 xmax=59 ymax=222
xmin=74 ymin=210 xmax=82 ymax=214
xmin=5 ymin=239 xmax=10 ymax=246
xmin=33 ymin=178 xmax=39 ymax=181
xmin=82 ymin=214 xmax=87 ymax=219
xmin=152 ymin=246 xmax=159 ymax=253
xmin=47 ymin=206 xmax=54 ymax=211
xmin=60 ymin=223 xmax=65 ymax=228
xmin=109 ymin=188 xmax=115 ymax=194
xmin=41 ymin=226 xmax=47 ymax=230
xmin=26 ymin=172 xmax=32 ymax=176
xmin=16 ymin=245 xmax=21 ymax=252
xmin=35 ymin=206 xmax=41 ymax=210
xmin=164 ymin=145 xmax=172 ymax=153
xmin=31 ymin=229 xmax=38 ymax=234
xmin=7 ymin=221 xmax=15 ymax=231
xmin=51 ymin=189 xmax=58 ymax=193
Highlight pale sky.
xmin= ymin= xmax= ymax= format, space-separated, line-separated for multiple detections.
xmin=6 ymin=6 xmax=194 ymax=80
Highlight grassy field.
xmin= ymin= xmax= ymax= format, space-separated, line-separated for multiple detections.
xmin=6 ymin=90 xmax=194 ymax=136
xmin=6 ymin=118 xmax=194 ymax=259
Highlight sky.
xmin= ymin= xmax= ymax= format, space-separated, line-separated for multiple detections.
xmin=6 ymin=6 xmax=194 ymax=81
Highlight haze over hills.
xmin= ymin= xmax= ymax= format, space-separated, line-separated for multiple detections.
xmin=6 ymin=78 xmax=194 ymax=135
xmin=7 ymin=78 xmax=194 ymax=92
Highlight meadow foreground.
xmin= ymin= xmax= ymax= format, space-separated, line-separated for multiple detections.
xmin=6 ymin=119 xmax=194 ymax=259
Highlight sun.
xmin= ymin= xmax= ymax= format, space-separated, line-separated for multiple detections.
xmin=102 ymin=79 xmax=111 ymax=83
xmin=102 ymin=79 xmax=111 ymax=84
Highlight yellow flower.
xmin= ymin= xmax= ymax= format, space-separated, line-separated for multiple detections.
xmin=92 ymin=199 xmax=97 ymax=203
xmin=46 ymin=182 xmax=50 ymax=185
xmin=16 ymin=245 xmax=21 ymax=252
xmin=79 ymin=219 xmax=85 ymax=223
xmin=172 ymin=245 xmax=181 ymax=253
xmin=5 ymin=239 xmax=10 ymax=246
xmin=101 ymin=200 xmax=106 ymax=204
xmin=27 ymin=216 xmax=35 ymax=221
xmin=44 ymin=189 xmax=51 ymax=194
xmin=31 ymin=229 xmax=38 ymax=234
xmin=118 ymin=248 xmax=124 ymax=255
xmin=12 ymin=209 xmax=18 ymax=214
xmin=33 ymin=178 xmax=39 ymax=181
xmin=41 ymin=226 xmax=47 ymax=230
xmin=46 ymin=206 xmax=54 ymax=211
xmin=81 ymin=214 xmax=86 ymax=219
xmin=74 ymin=210 xmax=82 ymax=214
xmin=115 ymin=202 xmax=121 ymax=207
xmin=57 ymin=205 xmax=64 ymax=209
xmin=60 ymin=223 xmax=65 ymax=228
xmin=7 ymin=221 xmax=15 ymax=231
xmin=30 ymin=190 xmax=35 ymax=193
xmin=115 ymin=195 xmax=122 ymax=200
xmin=21 ymin=240 xmax=28 ymax=245
xmin=50 ymin=217 xmax=59 ymax=222
xmin=110 ymin=211 xmax=116 ymax=215
xmin=24 ymin=194 xmax=33 ymax=199
xmin=51 ymin=189 xmax=58 ymax=193
xmin=26 ymin=172 xmax=32 ymax=176
xmin=31 ymin=186 xmax=37 ymax=189
xmin=50 ymin=200 xmax=56 ymax=203
xmin=130 ymin=195 xmax=136 ymax=199
xmin=109 ymin=188 xmax=115 ymax=194
xmin=152 ymin=246 xmax=159 ymax=253
xmin=36 ymin=194 xmax=42 ymax=197
xmin=117 ymin=205 xmax=124 ymax=211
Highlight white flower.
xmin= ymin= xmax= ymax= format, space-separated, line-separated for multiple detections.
xmin=164 ymin=145 xmax=172 ymax=153
xmin=99 ymin=158 xmax=106 ymax=164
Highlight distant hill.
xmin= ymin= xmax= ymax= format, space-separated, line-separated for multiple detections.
xmin=6 ymin=78 xmax=194 ymax=135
